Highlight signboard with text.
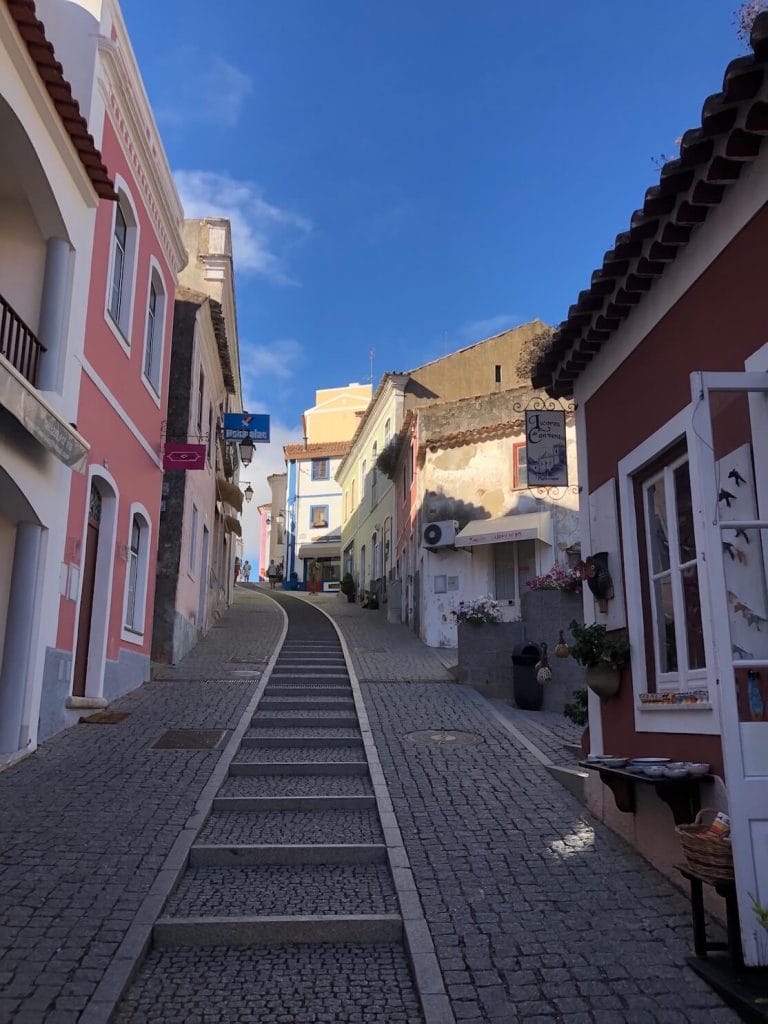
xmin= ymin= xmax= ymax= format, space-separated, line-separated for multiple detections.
xmin=223 ymin=412 xmax=270 ymax=442
xmin=525 ymin=409 xmax=567 ymax=487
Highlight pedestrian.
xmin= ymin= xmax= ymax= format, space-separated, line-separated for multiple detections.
xmin=267 ymin=560 xmax=279 ymax=589
xmin=234 ymin=557 xmax=241 ymax=586
xmin=242 ymin=560 xmax=251 ymax=583
xmin=308 ymin=558 xmax=322 ymax=595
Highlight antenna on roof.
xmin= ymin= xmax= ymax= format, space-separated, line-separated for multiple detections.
xmin=369 ymin=348 xmax=375 ymax=385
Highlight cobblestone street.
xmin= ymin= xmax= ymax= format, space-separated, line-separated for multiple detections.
xmin=0 ymin=587 xmax=740 ymax=1023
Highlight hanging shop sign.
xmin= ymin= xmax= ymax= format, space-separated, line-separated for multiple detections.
xmin=525 ymin=409 xmax=568 ymax=487
xmin=223 ymin=412 xmax=270 ymax=442
xmin=163 ymin=443 xmax=207 ymax=470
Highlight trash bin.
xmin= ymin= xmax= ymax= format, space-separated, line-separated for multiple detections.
xmin=512 ymin=642 xmax=543 ymax=710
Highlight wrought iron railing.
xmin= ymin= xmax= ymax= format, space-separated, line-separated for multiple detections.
xmin=0 ymin=293 xmax=46 ymax=387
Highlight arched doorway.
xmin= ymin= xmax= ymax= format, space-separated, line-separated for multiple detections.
xmin=71 ymin=473 xmax=117 ymax=700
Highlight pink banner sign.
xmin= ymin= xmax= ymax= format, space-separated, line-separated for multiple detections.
xmin=163 ymin=443 xmax=206 ymax=470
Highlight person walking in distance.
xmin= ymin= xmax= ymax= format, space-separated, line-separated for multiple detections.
xmin=242 ymin=560 xmax=251 ymax=583
xmin=267 ymin=560 xmax=278 ymax=590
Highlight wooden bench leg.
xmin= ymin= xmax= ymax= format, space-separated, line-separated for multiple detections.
xmin=724 ymin=887 xmax=745 ymax=970
xmin=689 ymin=876 xmax=708 ymax=957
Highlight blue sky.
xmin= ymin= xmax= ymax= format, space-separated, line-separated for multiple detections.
xmin=123 ymin=0 xmax=743 ymax=554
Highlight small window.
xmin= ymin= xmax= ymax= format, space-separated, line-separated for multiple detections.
xmin=638 ymin=452 xmax=706 ymax=691
xmin=208 ymin=405 xmax=214 ymax=464
xmin=312 ymin=459 xmax=330 ymax=480
xmin=123 ymin=510 xmax=150 ymax=636
xmin=106 ymin=188 xmax=139 ymax=341
xmin=190 ymin=503 xmax=198 ymax=574
xmin=513 ymin=443 xmax=527 ymax=489
xmin=197 ymin=370 xmax=204 ymax=437
xmin=384 ymin=419 xmax=391 ymax=445
xmin=361 ymin=459 xmax=367 ymax=499
xmin=495 ymin=364 xmax=502 ymax=384
xmin=310 ymin=505 xmax=329 ymax=529
xmin=142 ymin=267 xmax=167 ymax=393
xmin=371 ymin=443 xmax=378 ymax=505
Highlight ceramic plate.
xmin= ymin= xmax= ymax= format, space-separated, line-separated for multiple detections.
xmin=628 ymin=757 xmax=670 ymax=764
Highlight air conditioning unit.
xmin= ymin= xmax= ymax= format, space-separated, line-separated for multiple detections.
xmin=422 ymin=520 xmax=458 ymax=549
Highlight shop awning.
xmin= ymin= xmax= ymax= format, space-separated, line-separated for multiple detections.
xmin=0 ymin=358 xmax=89 ymax=470
xmin=455 ymin=512 xmax=552 ymax=548
xmin=297 ymin=542 xmax=341 ymax=560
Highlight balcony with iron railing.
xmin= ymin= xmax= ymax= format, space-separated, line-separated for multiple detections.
xmin=0 ymin=293 xmax=46 ymax=388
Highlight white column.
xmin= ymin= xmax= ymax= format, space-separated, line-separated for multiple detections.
xmin=0 ymin=522 xmax=42 ymax=754
xmin=36 ymin=237 xmax=73 ymax=392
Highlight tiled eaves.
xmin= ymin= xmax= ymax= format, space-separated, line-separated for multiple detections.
xmin=532 ymin=13 xmax=768 ymax=398
xmin=283 ymin=440 xmax=351 ymax=460
xmin=417 ymin=418 xmax=524 ymax=466
xmin=7 ymin=0 xmax=117 ymax=200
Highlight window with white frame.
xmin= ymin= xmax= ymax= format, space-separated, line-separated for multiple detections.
xmin=513 ymin=442 xmax=527 ymax=489
xmin=124 ymin=511 xmax=150 ymax=634
xmin=107 ymin=191 xmax=138 ymax=340
xmin=384 ymin=419 xmax=391 ymax=445
xmin=493 ymin=539 xmax=535 ymax=603
xmin=637 ymin=448 xmax=706 ymax=691
xmin=143 ymin=269 xmax=166 ymax=392
xmin=190 ymin=503 xmax=198 ymax=574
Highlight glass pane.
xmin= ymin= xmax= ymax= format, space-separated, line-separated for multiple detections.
xmin=682 ymin=566 xmax=706 ymax=670
xmin=652 ymin=575 xmax=677 ymax=672
xmin=674 ymin=462 xmax=696 ymax=564
xmin=646 ymin=478 xmax=670 ymax=573
xmin=722 ymin=526 xmax=768 ymax=662
xmin=493 ymin=542 xmax=516 ymax=600
xmin=115 ymin=206 xmax=127 ymax=246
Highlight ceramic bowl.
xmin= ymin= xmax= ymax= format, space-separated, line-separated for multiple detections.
xmin=600 ymin=757 xmax=629 ymax=768
xmin=686 ymin=762 xmax=710 ymax=776
xmin=663 ymin=766 xmax=689 ymax=779
xmin=643 ymin=765 xmax=668 ymax=778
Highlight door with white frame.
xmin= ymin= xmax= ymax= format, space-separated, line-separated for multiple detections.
xmin=689 ymin=369 xmax=768 ymax=966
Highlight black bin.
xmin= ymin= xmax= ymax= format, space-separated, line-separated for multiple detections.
xmin=512 ymin=642 xmax=543 ymax=710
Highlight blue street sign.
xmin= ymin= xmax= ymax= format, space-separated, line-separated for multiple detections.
xmin=223 ymin=412 xmax=270 ymax=442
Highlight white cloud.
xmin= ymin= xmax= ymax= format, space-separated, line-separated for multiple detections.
xmin=157 ymin=54 xmax=253 ymax=128
xmin=174 ymin=170 xmax=312 ymax=284
xmin=241 ymin=339 xmax=304 ymax=387
xmin=457 ymin=314 xmax=521 ymax=344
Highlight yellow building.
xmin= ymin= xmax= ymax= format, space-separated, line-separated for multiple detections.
xmin=303 ymin=383 xmax=372 ymax=443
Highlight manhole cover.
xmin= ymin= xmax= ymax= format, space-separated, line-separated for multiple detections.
xmin=152 ymin=729 xmax=227 ymax=750
xmin=404 ymin=729 xmax=481 ymax=748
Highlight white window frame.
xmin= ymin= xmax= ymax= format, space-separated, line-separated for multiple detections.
xmin=121 ymin=503 xmax=152 ymax=644
xmin=189 ymin=502 xmax=199 ymax=578
xmin=618 ymin=404 xmax=719 ymax=734
xmin=140 ymin=257 xmax=168 ymax=402
xmin=104 ymin=176 xmax=140 ymax=353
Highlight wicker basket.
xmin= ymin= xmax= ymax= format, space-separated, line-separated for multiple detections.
xmin=676 ymin=808 xmax=734 ymax=880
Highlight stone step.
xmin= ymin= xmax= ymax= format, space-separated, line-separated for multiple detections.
xmin=114 ymin=944 xmax=423 ymax=1021
xmin=265 ymin=685 xmax=352 ymax=696
xmin=218 ymin=773 xmax=374 ymax=799
xmin=153 ymin=914 xmax=403 ymax=947
xmin=164 ymin=862 xmax=397 ymax=918
xmin=189 ymin=843 xmax=388 ymax=866
xmin=259 ymin=698 xmax=356 ymax=710
xmin=213 ymin=795 xmax=376 ymax=812
xmin=270 ymin=673 xmax=349 ymax=680
xmin=229 ymin=760 xmax=369 ymax=776
xmin=197 ymin=808 xmax=383 ymax=847
xmin=253 ymin=715 xmax=359 ymax=729
xmin=241 ymin=733 xmax=362 ymax=748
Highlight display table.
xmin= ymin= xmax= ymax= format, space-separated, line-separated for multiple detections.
xmin=578 ymin=761 xmax=714 ymax=825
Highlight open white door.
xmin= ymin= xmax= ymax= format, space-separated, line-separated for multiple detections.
xmin=689 ymin=370 xmax=768 ymax=966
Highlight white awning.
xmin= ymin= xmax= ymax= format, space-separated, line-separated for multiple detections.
xmin=0 ymin=357 xmax=89 ymax=470
xmin=455 ymin=512 xmax=553 ymax=548
xmin=297 ymin=543 xmax=341 ymax=560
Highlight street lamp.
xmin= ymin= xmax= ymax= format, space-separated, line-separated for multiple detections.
xmin=242 ymin=482 xmax=254 ymax=503
xmin=239 ymin=438 xmax=254 ymax=467
xmin=276 ymin=510 xmax=285 ymax=526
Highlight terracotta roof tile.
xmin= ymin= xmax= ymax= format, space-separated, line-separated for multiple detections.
xmin=6 ymin=0 xmax=117 ymax=200
xmin=283 ymin=440 xmax=351 ymax=460
xmin=532 ymin=12 xmax=768 ymax=397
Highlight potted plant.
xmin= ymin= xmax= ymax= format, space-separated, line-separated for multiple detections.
xmin=452 ymin=596 xmax=502 ymax=626
xmin=340 ymin=572 xmax=356 ymax=603
xmin=569 ymin=620 xmax=630 ymax=699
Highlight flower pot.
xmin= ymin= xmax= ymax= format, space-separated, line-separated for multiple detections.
xmin=585 ymin=665 xmax=621 ymax=699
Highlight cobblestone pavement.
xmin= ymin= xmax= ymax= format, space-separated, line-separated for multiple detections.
xmin=361 ymin=682 xmax=738 ymax=1023
xmin=112 ymin=945 xmax=423 ymax=1024
xmin=0 ymin=588 xmax=282 ymax=1024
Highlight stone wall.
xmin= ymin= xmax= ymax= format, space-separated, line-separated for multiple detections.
xmin=521 ymin=589 xmax=585 ymax=713
xmin=456 ymin=621 xmax=524 ymax=699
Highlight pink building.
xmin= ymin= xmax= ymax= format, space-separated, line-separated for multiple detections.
xmin=36 ymin=0 xmax=186 ymax=736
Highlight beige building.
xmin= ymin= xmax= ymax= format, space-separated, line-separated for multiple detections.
xmin=337 ymin=321 xmax=548 ymax=618
xmin=303 ymin=383 xmax=371 ymax=443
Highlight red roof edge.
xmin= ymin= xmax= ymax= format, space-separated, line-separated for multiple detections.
xmin=7 ymin=0 xmax=117 ymax=201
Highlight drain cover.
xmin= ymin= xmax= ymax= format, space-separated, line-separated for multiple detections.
xmin=405 ymin=729 xmax=481 ymax=748
xmin=152 ymin=729 xmax=226 ymax=750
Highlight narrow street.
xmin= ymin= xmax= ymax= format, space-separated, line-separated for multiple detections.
xmin=0 ymin=589 xmax=739 ymax=1023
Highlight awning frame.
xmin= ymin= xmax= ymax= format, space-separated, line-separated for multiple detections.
xmin=454 ymin=512 xmax=553 ymax=548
